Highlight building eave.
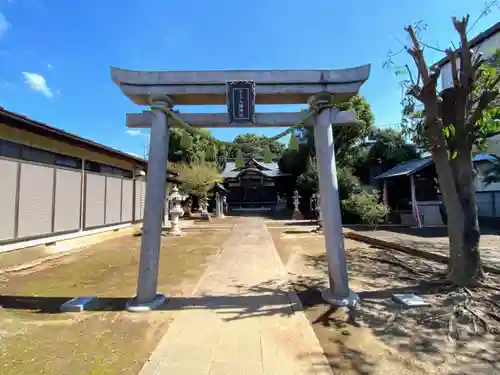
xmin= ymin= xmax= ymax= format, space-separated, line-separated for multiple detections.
xmin=434 ymin=21 xmax=500 ymax=68
xmin=0 ymin=106 xmax=148 ymax=168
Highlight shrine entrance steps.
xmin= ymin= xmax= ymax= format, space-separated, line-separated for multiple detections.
xmin=140 ymin=217 xmax=331 ymax=375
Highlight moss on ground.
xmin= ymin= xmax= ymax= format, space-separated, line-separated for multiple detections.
xmin=0 ymin=229 xmax=231 ymax=375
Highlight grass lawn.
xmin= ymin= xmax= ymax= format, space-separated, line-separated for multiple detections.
xmin=0 ymin=228 xmax=232 ymax=375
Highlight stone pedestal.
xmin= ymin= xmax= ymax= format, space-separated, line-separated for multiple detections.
xmin=315 ymin=192 xmax=323 ymax=232
xmin=168 ymin=186 xmax=184 ymax=236
xmin=219 ymin=194 xmax=226 ymax=218
xmin=161 ymin=195 xmax=170 ymax=231
xmin=292 ymin=190 xmax=303 ymax=220
xmin=313 ymin=106 xmax=355 ymax=306
xmin=222 ymin=196 xmax=228 ymax=216
xmin=215 ymin=192 xmax=224 ymax=218
xmin=183 ymin=199 xmax=192 ymax=218
xmin=200 ymin=197 xmax=211 ymax=221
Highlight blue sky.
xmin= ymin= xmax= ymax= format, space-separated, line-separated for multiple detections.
xmin=0 ymin=0 xmax=498 ymax=158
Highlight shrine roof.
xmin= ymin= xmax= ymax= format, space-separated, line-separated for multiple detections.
xmin=221 ymin=158 xmax=289 ymax=178
xmin=374 ymin=158 xmax=433 ymax=180
xmin=375 ymin=154 xmax=496 ymax=180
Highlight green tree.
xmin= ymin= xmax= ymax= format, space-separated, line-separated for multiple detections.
xmin=180 ymin=132 xmax=192 ymax=149
xmin=262 ymin=145 xmax=273 ymax=163
xmin=398 ymin=17 xmax=500 ymax=286
xmin=231 ymin=133 xmax=286 ymax=158
xmin=296 ymin=157 xmax=318 ymax=196
xmin=288 ymin=133 xmax=298 ymax=151
xmin=235 ymin=149 xmax=245 ymax=168
xmin=354 ymin=128 xmax=420 ymax=184
xmin=342 ymin=189 xmax=388 ymax=229
xmin=174 ymin=162 xmax=223 ymax=198
xmin=368 ymin=129 xmax=419 ymax=167
xmin=292 ymin=94 xmax=375 ymax=169
xmin=206 ymin=144 xmax=217 ymax=161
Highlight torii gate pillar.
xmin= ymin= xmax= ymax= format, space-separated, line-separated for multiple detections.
xmin=313 ymin=106 xmax=358 ymax=307
xmin=112 ymin=66 xmax=370 ymax=311
xmin=127 ymin=101 xmax=171 ymax=312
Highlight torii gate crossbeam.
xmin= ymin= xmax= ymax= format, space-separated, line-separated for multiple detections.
xmin=111 ymin=66 xmax=370 ymax=312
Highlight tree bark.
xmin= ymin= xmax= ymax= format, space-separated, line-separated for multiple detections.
xmin=404 ymin=17 xmax=486 ymax=287
xmin=441 ymin=88 xmax=483 ymax=286
xmin=447 ymin=151 xmax=483 ymax=285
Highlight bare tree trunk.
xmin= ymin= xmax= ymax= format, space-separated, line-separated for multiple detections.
xmin=431 ymin=147 xmax=464 ymax=276
xmin=447 ymin=152 xmax=483 ymax=286
xmin=403 ymin=15 xmax=496 ymax=287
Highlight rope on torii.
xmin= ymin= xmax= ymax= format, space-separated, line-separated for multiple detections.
xmin=150 ymin=93 xmax=338 ymax=150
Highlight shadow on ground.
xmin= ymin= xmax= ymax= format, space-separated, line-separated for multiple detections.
xmin=297 ymin=249 xmax=500 ymax=374
xmin=0 ymin=285 xmax=298 ymax=320
xmin=347 ymin=225 xmax=500 ymax=238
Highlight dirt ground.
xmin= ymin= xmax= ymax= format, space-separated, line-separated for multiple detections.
xmin=0 ymin=227 xmax=232 ymax=375
xmin=268 ymin=224 xmax=500 ymax=375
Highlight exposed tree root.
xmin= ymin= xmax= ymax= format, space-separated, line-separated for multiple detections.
xmin=358 ymin=254 xmax=427 ymax=277
xmin=476 ymin=281 xmax=500 ymax=293
xmin=361 ymin=250 xmax=500 ymax=338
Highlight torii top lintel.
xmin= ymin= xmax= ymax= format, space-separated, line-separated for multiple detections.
xmin=110 ymin=65 xmax=371 ymax=106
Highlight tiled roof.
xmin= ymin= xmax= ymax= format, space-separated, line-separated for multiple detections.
xmin=434 ymin=21 xmax=500 ymax=67
xmin=375 ymin=154 xmax=497 ymax=180
xmin=221 ymin=158 xmax=289 ymax=178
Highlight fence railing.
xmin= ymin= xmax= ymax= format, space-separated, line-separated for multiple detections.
xmin=476 ymin=190 xmax=500 ymax=218
xmin=0 ymin=157 xmax=145 ymax=245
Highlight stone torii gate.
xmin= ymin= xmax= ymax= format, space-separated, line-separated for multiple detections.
xmin=111 ymin=66 xmax=370 ymax=312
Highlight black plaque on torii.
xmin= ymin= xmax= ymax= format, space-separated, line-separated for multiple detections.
xmin=226 ymin=80 xmax=256 ymax=124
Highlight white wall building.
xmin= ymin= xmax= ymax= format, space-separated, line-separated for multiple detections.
xmin=437 ymin=21 xmax=500 ymax=90
xmin=434 ymin=21 xmax=500 ymax=193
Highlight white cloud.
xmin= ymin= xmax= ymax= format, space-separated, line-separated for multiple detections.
xmin=0 ymin=13 xmax=11 ymax=39
xmin=22 ymin=72 xmax=53 ymax=98
xmin=126 ymin=129 xmax=143 ymax=136
xmin=47 ymin=63 xmax=53 ymax=70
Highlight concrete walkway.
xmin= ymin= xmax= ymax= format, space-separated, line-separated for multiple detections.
xmin=141 ymin=218 xmax=332 ymax=375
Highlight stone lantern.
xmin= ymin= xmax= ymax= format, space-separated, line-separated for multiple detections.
xmin=315 ymin=192 xmax=323 ymax=232
xmin=292 ymin=189 xmax=303 ymax=220
xmin=200 ymin=196 xmax=211 ymax=221
xmin=168 ymin=186 xmax=184 ymax=236
xmin=222 ymin=195 xmax=228 ymax=215
xmin=215 ymin=191 xmax=226 ymax=218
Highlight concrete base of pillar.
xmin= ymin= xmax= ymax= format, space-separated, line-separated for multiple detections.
xmin=167 ymin=229 xmax=183 ymax=236
xmin=292 ymin=211 xmax=304 ymax=220
xmin=321 ymin=289 xmax=359 ymax=308
xmin=315 ymin=221 xmax=323 ymax=233
xmin=200 ymin=213 xmax=211 ymax=221
xmin=126 ymin=294 xmax=167 ymax=312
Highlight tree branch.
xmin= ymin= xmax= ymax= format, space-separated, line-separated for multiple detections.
xmin=452 ymin=15 xmax=473 ymax=91
xmin=405 ymin=25 xmax=430 ymax=84
xmin=405 ymin=64 xmax=416 ymax=85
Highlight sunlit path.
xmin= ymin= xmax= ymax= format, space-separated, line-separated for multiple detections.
xmin=141 ymin=217 xmax=332 ymax=375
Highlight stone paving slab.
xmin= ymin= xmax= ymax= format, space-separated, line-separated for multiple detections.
xmin=140 ymin=218 xmax=332 ymax=375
